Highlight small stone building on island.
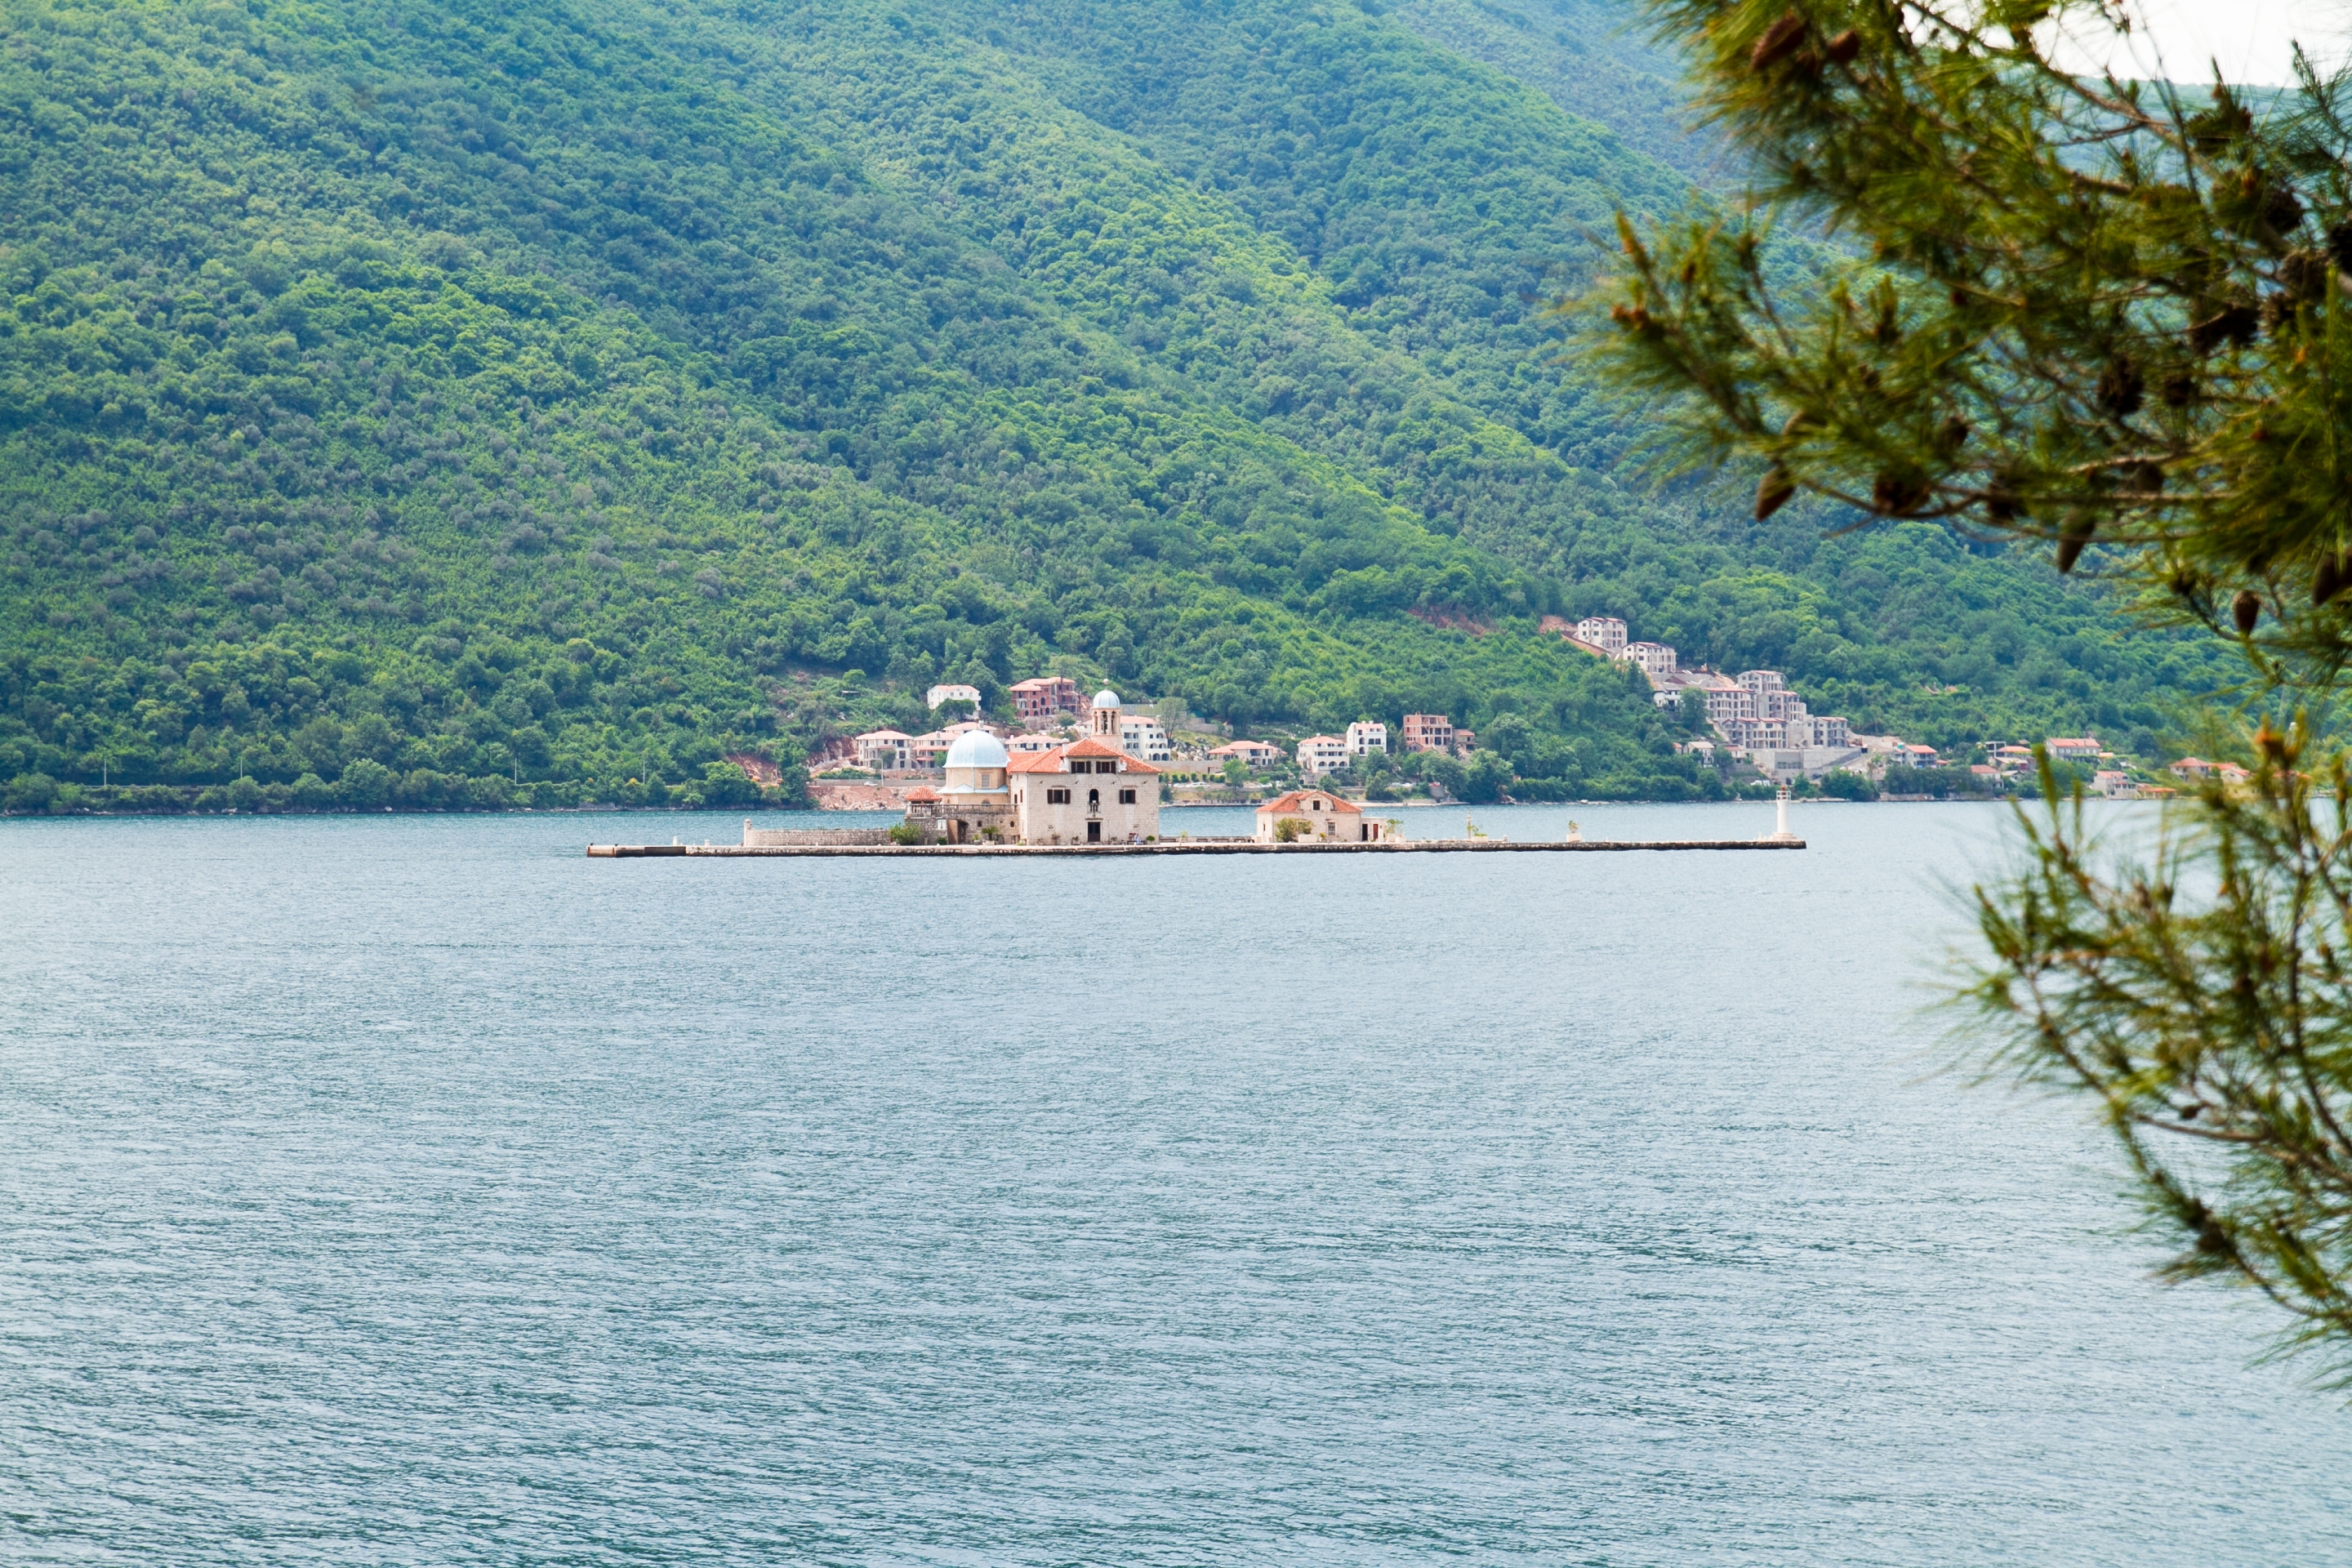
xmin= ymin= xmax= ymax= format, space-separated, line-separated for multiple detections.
xmin=1255 ymin=789 xmax=1392 ymax=844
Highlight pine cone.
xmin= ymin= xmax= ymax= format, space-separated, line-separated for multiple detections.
xmin=1871 ymin=471 xmax=1927 ymax=516
xmin=2186 ymin=301 xmax=2259 ymax=354
xmin=2328 ymin=220 xmax=2352 ymax=275
xmin=2056 ymin=517 xmax=2095 ymax=573
xmin=2263 ymin=182 xmax=2305 ymax=235
xmin=2096 ymin=357 xmax=2143 ymax=417
xmin=2313 ymin=550 xmax=2352 ymax=608
xmin=1755 ymin=466 xmax=1797 ymax=520
xmin=2281 ymin=249 xmax=2332 ymax=301
xmin=1749 ymin=10 xmax=1809 ymax=70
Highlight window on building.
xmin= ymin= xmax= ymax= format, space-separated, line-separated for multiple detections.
xmin=1119 ymin=788 xmax=1136 ymax=804
xmin=1088 ymin=789 xmax=1100 ymax=806
xmin=1047 ymin=787 xmax=1071 ymax=804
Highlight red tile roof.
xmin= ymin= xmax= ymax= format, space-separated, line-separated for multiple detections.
xmin=904 ymin=786 xmax=940 ymax=801
xmin=1258 ymin=789 xmax=1361 ymax=816
xmin=1007 ymin=737 xmax=1162 ymax=775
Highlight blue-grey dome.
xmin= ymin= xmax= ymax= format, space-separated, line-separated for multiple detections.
xmin=943 ymin=729 xmax=1009 ymax=769
xmin=1092 ymin=689 xmax=1122 ymax=711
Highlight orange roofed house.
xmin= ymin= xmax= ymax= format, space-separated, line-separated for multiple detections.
xmin=1208 ymin=739 xmax=1282 ymax=767
xmin=1254 ymin=789 xmax=1392 ymax=844
xmin=2168 ymin=757 xmax=2251 ymax=784
xmin=1005 ymin=690 xmax=1162 ymax=844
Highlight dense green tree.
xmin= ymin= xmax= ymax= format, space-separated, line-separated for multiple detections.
xmin=1461 ymin=748 xmax=1516 ymax=802
xmin=1817 ymin=767 xmax=1873 ymax=800
xmin=1593 ymin=0 xmax=2352 ymax=1372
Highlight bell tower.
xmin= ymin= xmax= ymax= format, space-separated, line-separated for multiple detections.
xmin=1092 ymin=689 xmax=1120 ymax=738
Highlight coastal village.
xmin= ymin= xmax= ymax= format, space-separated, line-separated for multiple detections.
xmin=800 ymin=614 xmax=2189 ymax=820
xmin=815 ymin=687 xmax=1403 ymax=848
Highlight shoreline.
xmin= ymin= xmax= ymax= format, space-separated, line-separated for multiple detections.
xmin=0 ymin=795 xmax=2058 ymax=821
xmin=589 ymin=836 xmax=1809 ymax=858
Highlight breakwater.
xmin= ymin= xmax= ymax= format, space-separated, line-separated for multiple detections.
xmin=588 ymin=836 xmax=1804 ymax=858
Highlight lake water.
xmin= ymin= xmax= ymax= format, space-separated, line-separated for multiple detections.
xmin=3 ymin=800 xmax=2347 ymax=1563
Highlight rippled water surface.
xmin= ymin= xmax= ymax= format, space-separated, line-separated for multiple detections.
xmin=4 ymin=801 xmax=2348 ymax=1564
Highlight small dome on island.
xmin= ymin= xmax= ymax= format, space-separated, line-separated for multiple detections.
xmin=1092 ymin=688 xmax=1121 ymax=710
xmin=943 ymin=729 xmax=1009 ymax=769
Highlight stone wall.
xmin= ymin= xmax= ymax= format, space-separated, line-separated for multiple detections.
xmin=742 ymin=823 xmax=896 ymax=848
xmin=808 ymin=781 xmax=915 ymax=811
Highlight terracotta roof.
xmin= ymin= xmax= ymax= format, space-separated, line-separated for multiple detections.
xmin=1067 ymin=736 xmax=1160 ymax=773
xmin=904 ymin=786 xmax=941 ymax=801
xmin=1004 ymin=737 xmax=1163 ymax=775
xmin=1258 ymin=789 xmax=1362 ymax=816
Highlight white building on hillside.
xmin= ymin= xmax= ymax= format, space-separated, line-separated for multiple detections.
xmin=926 ymin=683 xmax=982 ymax=710
xmin=1118 ymin=713 xmax=1174 ymax=764
xmin=853 ymin=729 xmax=912 ymax=770
xmin=1623 ymin=641 xmax=1677 ymax=678
xmin=1575 ymin=616 xmax=1628 ymax=655
xmin=1297 ymin=736 xmax=1348 ymax=777
xmin=1346 ymin=720 xmax=1388 ymax=756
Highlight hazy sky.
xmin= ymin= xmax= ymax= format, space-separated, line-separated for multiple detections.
xmin=2052 ymin=0 xmax=2350 ymax=86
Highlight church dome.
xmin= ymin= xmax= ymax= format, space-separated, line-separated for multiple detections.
xmin=943 ymin=729 xmax=1009 ymax=769
xmin=1092 ymin=689 xmax=1122 ymax=710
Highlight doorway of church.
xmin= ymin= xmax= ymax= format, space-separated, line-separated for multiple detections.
xmin=1086 ymin=821 xmax=1102 ymax=843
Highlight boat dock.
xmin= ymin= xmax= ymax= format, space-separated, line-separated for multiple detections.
xmin=588 ymin=837 xmax=1804 ymax=858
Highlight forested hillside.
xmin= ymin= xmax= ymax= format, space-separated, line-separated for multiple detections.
xmin=1391 ymin=0 xmax=1724 ymax=184
xmin=0 ymin=0 xmax=2234 ymax=812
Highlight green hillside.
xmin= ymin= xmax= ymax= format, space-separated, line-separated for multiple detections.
xmin=1391 ymin=0 xmax=1722 ymax=185
xmin=0 ymin=0 xmax=2235 ymax=813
